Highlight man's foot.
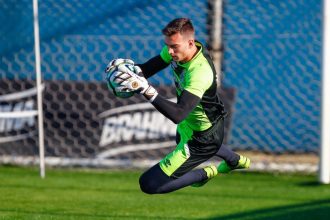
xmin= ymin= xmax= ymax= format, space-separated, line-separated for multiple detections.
xmin=191 ymin=165 xmax=218 ymax=187
xmin=217 ymin=155 xmax=251 ymax=173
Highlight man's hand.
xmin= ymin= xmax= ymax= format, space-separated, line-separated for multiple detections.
xmin=105 ymin=59 xmax=137 ymax=98
xmin=105 ymin=58 xmax=134 ymax=73
xmin=119 ymin=65 xmax=159 ymax=102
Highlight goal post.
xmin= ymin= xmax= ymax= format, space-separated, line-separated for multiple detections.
xmin=33 ymin=0 xmax=46 ymax=178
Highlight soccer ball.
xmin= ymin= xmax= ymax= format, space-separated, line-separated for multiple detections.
xmin=106 ymin=63 xmax=135 ymax=98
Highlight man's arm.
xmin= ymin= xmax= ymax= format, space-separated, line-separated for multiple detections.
xmin=114 ymin=67 xmax=200 ymax=124
xmin=136 ymin=55 xmax=169 ymax=78
xmin=151 ymin=90 xmax=200 ymax=124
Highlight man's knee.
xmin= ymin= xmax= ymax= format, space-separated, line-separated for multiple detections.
xmin=139 ymin=164 xmax=169 ymax=194
xmin=139 ymin=172 xmax=159 ymax=194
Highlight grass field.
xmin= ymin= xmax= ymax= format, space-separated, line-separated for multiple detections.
xmin=0 ymin=165 xmax=330 ymax=220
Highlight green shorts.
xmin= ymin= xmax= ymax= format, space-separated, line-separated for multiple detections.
xmin=159 ymin=118 xmax=224 ymax=178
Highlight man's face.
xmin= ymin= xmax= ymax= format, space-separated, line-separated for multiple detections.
xmin=164 ymin=32 xmax=194 ymax=62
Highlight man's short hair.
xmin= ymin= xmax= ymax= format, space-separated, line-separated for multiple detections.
xmin=162 ymin=18 xmax=195 ymax=37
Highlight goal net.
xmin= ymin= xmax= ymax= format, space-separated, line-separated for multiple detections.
xmin=0 ymin=0 xmax=322 ymax=173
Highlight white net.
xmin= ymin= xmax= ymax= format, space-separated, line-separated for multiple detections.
xmin=0 ymin=0 xmax=322 ymax=171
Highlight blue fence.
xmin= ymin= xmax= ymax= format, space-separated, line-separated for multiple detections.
xmin=222 ymin=0 xmax=322 ymax=152
xmin=0 ymin=0 xmax=322 ymax=153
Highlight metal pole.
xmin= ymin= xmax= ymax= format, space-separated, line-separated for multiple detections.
xmin=320 ymin=0 xmax=330 ymax=184
xmin=210 ymin=0 xmax=223 ymax=86
xmin=33 ymin=0 xmax=46 ymax=178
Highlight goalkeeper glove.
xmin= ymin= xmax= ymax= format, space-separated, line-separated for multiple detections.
xmin=119 ymin=65 xmax=158 ymax=102
xmin=105 ymin=58 xmax=134 ymax=74
xmin=105 ymin=64 xmax=138 ymax=95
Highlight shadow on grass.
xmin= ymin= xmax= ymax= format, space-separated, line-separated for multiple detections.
xmin=204 ymin=198 xmax=330 ymax=220
xmin=297 ymin=181 xmax=324 ymax=187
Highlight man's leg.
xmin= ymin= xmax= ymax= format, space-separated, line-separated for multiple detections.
xmin=139 ymin=120 xmax=223 ymax=194
xmin=216 ymin=144 xmax=251 ymax=173
xmin=216 ymin=144 xmax=240 ymax=166
xmin=139 ymin=163 xmax=217 ymax=194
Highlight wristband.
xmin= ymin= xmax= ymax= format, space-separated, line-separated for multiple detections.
xmin=143 ymin=86 xmax=158 ymax=102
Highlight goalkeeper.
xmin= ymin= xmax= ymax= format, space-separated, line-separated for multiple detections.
xmin=106 ymin=18 xmax=250 ymax=194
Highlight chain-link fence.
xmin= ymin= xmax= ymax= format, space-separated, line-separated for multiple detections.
xmin=0 ymin=0 xmax=322 ymax=170
xmin=222 ymin=0 xmax=322 ymax=153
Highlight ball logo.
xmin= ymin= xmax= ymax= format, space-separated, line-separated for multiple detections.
xmin=131 ymin=81 xmax=139 ymax=89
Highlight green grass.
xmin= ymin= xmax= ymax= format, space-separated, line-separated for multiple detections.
xmin=0 ymin=165 xmax=330 ymax=220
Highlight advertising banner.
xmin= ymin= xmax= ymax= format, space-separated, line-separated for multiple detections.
xmin=0 ymin=80 xmax=235 ymax=160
